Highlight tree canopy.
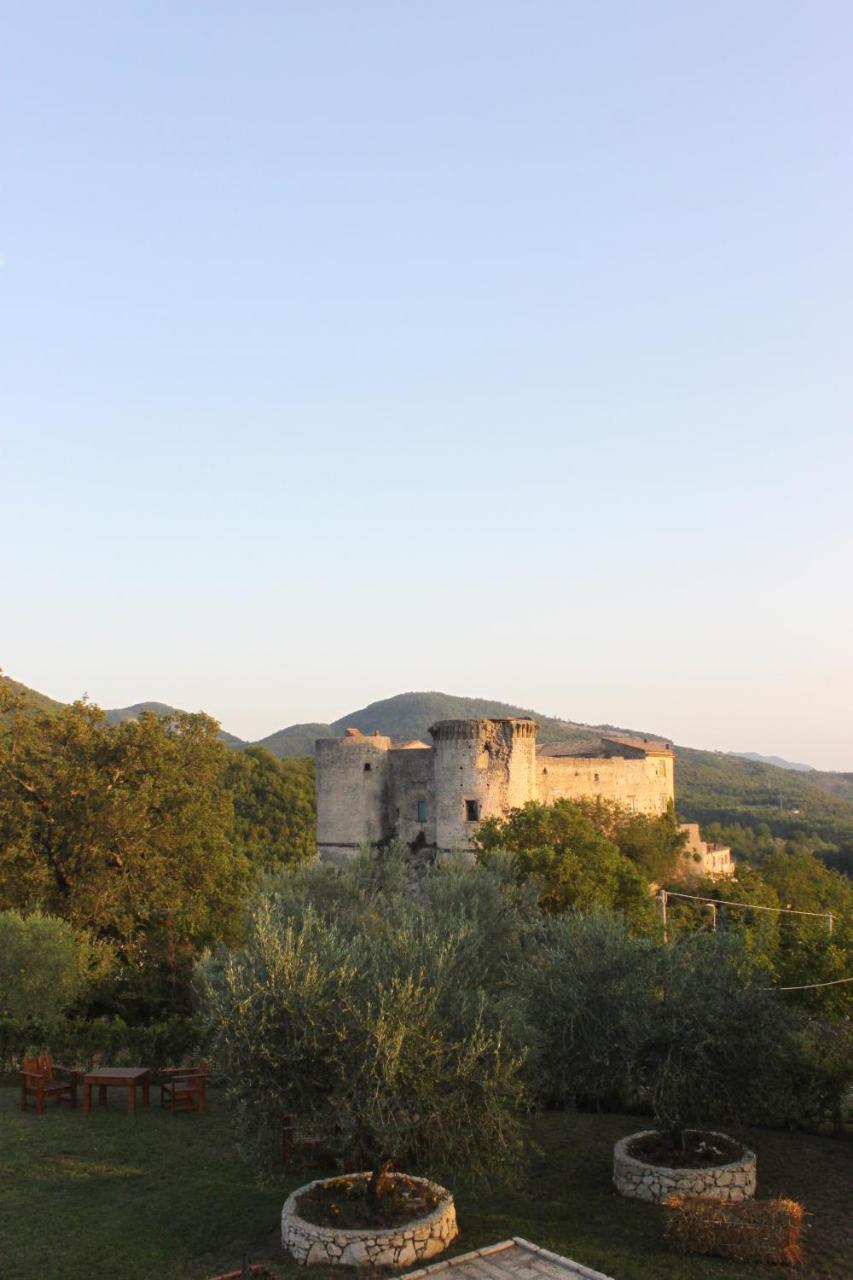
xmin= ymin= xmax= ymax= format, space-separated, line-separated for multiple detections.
xmin=0 ymin=688 xmax=247 ymax=1008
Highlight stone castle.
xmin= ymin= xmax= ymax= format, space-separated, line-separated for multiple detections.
xmin=316 ymin=716 xmax=676 ymax=860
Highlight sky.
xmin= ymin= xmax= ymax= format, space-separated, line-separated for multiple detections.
xmin=2 ymin=2 xmax=852 ymax=769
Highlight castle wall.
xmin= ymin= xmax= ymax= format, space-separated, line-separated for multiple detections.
xmin=432 ymin=718 xmax=537 ymax=852
xmin=315 ymin=735 xmax=392 ymax=860
xmin=387 ymin=747 xmax=436 ymax=848
xmin=536 ymin=753 xmax=673 ymax=815
xmin=315 ymin=719 xmax=676 ymax=861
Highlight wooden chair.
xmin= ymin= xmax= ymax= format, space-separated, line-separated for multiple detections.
xmin=160 ymin=1061 xmax=208 ymax=1113
xmin=282 ymin=1113 xmax=328 ymax=1170
xmin=20 ymin=1055 xmax=78 ymax=1114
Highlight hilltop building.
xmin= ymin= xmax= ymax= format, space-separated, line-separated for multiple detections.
xmin=316 ymin=716 xmax=676 ymax=861
xmin=675 ymin=823 xmax=735 ymax=879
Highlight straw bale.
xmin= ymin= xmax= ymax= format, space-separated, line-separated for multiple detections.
xmin=663 ymin=1193 xmax=804 ymax=1266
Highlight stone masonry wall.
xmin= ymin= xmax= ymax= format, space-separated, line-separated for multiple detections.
xmin=315 ymin=719 xmax=675 ymax=860
xmin=315 ymin=734 xmax=392 ymax=859
xmin=538 ymin=754 xmax=673 ymax=815
xmin=281 ymin=1175 xmax=458 ymax=1267
xmin=613 ymin=1131 xmax=756 ymax=1203
xmin=432 ymin=718 xmax=537 ymax=852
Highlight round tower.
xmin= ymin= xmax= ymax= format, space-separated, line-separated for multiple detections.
xmin=316 ymin=730 xmax=391 ymax=862
xmin=429 ymin=718 xmax=537 ymax=854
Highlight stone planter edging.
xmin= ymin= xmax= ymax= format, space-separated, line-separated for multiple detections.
xmin=613 ymin=1129 xmax=756 ymax=1203
xmin=281 ymin=1173 xmax=458 ymax=1267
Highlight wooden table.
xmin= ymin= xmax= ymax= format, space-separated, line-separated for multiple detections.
xmin=82 ymin=1067 xmax=150 ymax=1116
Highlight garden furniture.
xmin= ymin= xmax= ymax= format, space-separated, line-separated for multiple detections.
xmin=160 ymin=1062 xmax=208 ymax=1112
xmin=82 ymin=1066 xmax=150 ymax=1115
xmin=20 ymin=1055 xmax=78 ymax=1114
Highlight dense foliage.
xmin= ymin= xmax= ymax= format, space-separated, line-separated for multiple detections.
xmin=199 ymin=847 xmax=852 ymax=1198
xmin=0 ymin=685 xmax=316 ymax=1019
xmin=676 ymin=746 xmax=853 ymax=869
xmin=475 ymin=799 xmax=685 ymax=926
xmin=0 ymin=909 xmax=112 ymax=1020
xmin=198 ymin=851 xmax=529 ymax=1196
xmin=0 ymin=1012 xmax=202 ymax=1074
xmin=225 ymin=747 xmax=315 ymax=870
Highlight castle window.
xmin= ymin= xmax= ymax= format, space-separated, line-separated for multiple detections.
xmin=465 ymin=799 xmax=481 ymax=822
xmin=417 ymin=799 xmax=427 ymax=823
xmin=363 ymin=762 xmax=372 ymax=772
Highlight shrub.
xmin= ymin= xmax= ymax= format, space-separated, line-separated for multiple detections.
xmin=0 ymin=1013 xmax=203 ymax=1074
xmin=0 ymin=909 xmax=112 ymax=1020
xmin=520 ymin=911 xmax=655 ymax=1108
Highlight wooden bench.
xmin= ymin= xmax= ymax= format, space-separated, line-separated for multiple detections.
xmin=20 ymin=1055 xmax=78 ymax=1114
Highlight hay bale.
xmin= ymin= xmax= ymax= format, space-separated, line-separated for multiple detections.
xmin=663 ymin=1193 xmax=804 ymax=1266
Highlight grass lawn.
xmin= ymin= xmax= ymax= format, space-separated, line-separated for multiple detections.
xmin=1 ymin=1087 xmax=850 ymax=1280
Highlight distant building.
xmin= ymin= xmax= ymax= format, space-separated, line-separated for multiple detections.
xmin=316 ymin=716 xmax=675 ymax=861
xmin=676 ymin=823 xmax=735 ymax=880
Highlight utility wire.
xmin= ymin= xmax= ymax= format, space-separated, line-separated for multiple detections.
xmin=663 ymin=890 xmax=839 ymax=921
xmin=759 ymin=976 xmax=853 ymax=992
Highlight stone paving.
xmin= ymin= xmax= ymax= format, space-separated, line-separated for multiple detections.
xmin=404 ymin=1237 xmax=615 ymax=1280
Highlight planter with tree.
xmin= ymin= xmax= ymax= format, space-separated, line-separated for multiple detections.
xmin=199 ymin=854 xmax=528 ymax=1266
xmin=612 ymin=934 xmax=789 ymax=1203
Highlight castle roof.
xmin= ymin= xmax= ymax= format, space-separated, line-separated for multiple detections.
xmin=537 ymin=734 xmax=673 ymax=759
xmin=602 ymin=734 xmax=674 ymax=756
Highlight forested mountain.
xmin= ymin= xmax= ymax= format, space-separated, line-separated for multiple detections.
xmin=4 ymin=676 xmax=852 ymax=867
xmin=730 ymin=751 xmax=814 ymax=772
xmin=105 ymin=702 xmax=248 ymax=750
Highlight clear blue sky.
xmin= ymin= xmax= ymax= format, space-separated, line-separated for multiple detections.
xmin=2 ymin=2 xmax=852 ymax=768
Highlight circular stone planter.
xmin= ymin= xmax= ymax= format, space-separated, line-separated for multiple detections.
xmin=281 ymin=1173 xmax=458 ymax=1267
xmin=613 ymin=1130 xmax=756 ymax=1204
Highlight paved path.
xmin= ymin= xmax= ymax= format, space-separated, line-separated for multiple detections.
xmin=404 ymin=1237 xmax=615 ymax=1280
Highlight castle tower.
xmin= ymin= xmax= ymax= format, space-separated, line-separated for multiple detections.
xmin=315 ymin=729 xmax=392 ymax=862
xmin=430 ymin=717 xmax=537 ymax=853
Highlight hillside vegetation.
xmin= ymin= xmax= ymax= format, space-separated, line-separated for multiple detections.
xmin=4 ymin=677 xmax=852 ymax=868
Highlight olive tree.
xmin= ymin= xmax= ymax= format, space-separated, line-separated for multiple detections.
xmin=198 ymin=853 xmax=530 ymax=1201
xmin=633 ymin=933 xmax=793 ymax=1148
xmin=520 ymin=911 xmax=656 ymax=1108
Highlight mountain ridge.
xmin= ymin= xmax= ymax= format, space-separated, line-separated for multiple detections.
xmin=4 ymin=676 xmax=852 ymax=859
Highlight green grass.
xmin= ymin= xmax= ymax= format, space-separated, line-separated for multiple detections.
xmin=1 ymin=1089 xmax=850 ymax=1280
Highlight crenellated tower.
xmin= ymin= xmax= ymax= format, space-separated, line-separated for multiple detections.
xmin=429 ymin=717 xmax=537 ymax=853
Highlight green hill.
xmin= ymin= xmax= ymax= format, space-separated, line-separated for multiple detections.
xmin=0 ymin=675 xmax=66 ymax=719
xmin=254 ymin=722 xmax=338 ymax=757
xmin=675 ymin=747 xmax=853 ymax=852
xmin=1 ymin=680 xmax=247 ymax=750
xmin=324 ymin=690 xmax=657 ymax=751
xmin=104 ymin=702 xmax=248 ymax=750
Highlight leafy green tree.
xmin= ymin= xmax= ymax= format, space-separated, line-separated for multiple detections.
xmin=633 ymin=934 xmax=794 ymax=1148
xmin=475 ymin=799 xmax=654 ymax=928
xmin=225 ymin=747 xmax=315 ymax=870
xmin=0 ymin=689 xmax=247 ymax=1009
xmin=198 ymin=861 xmax=529 ymax=1204
xmin=0 ymin=909 xmax=112 ymax=1019
xmin=759 ymin=850 xmax=853 ymax=1016
xmin=521 ymin=911 xmax=655 ymax=1108
xmin=573 ymin=798 xmax=688 ymax=883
